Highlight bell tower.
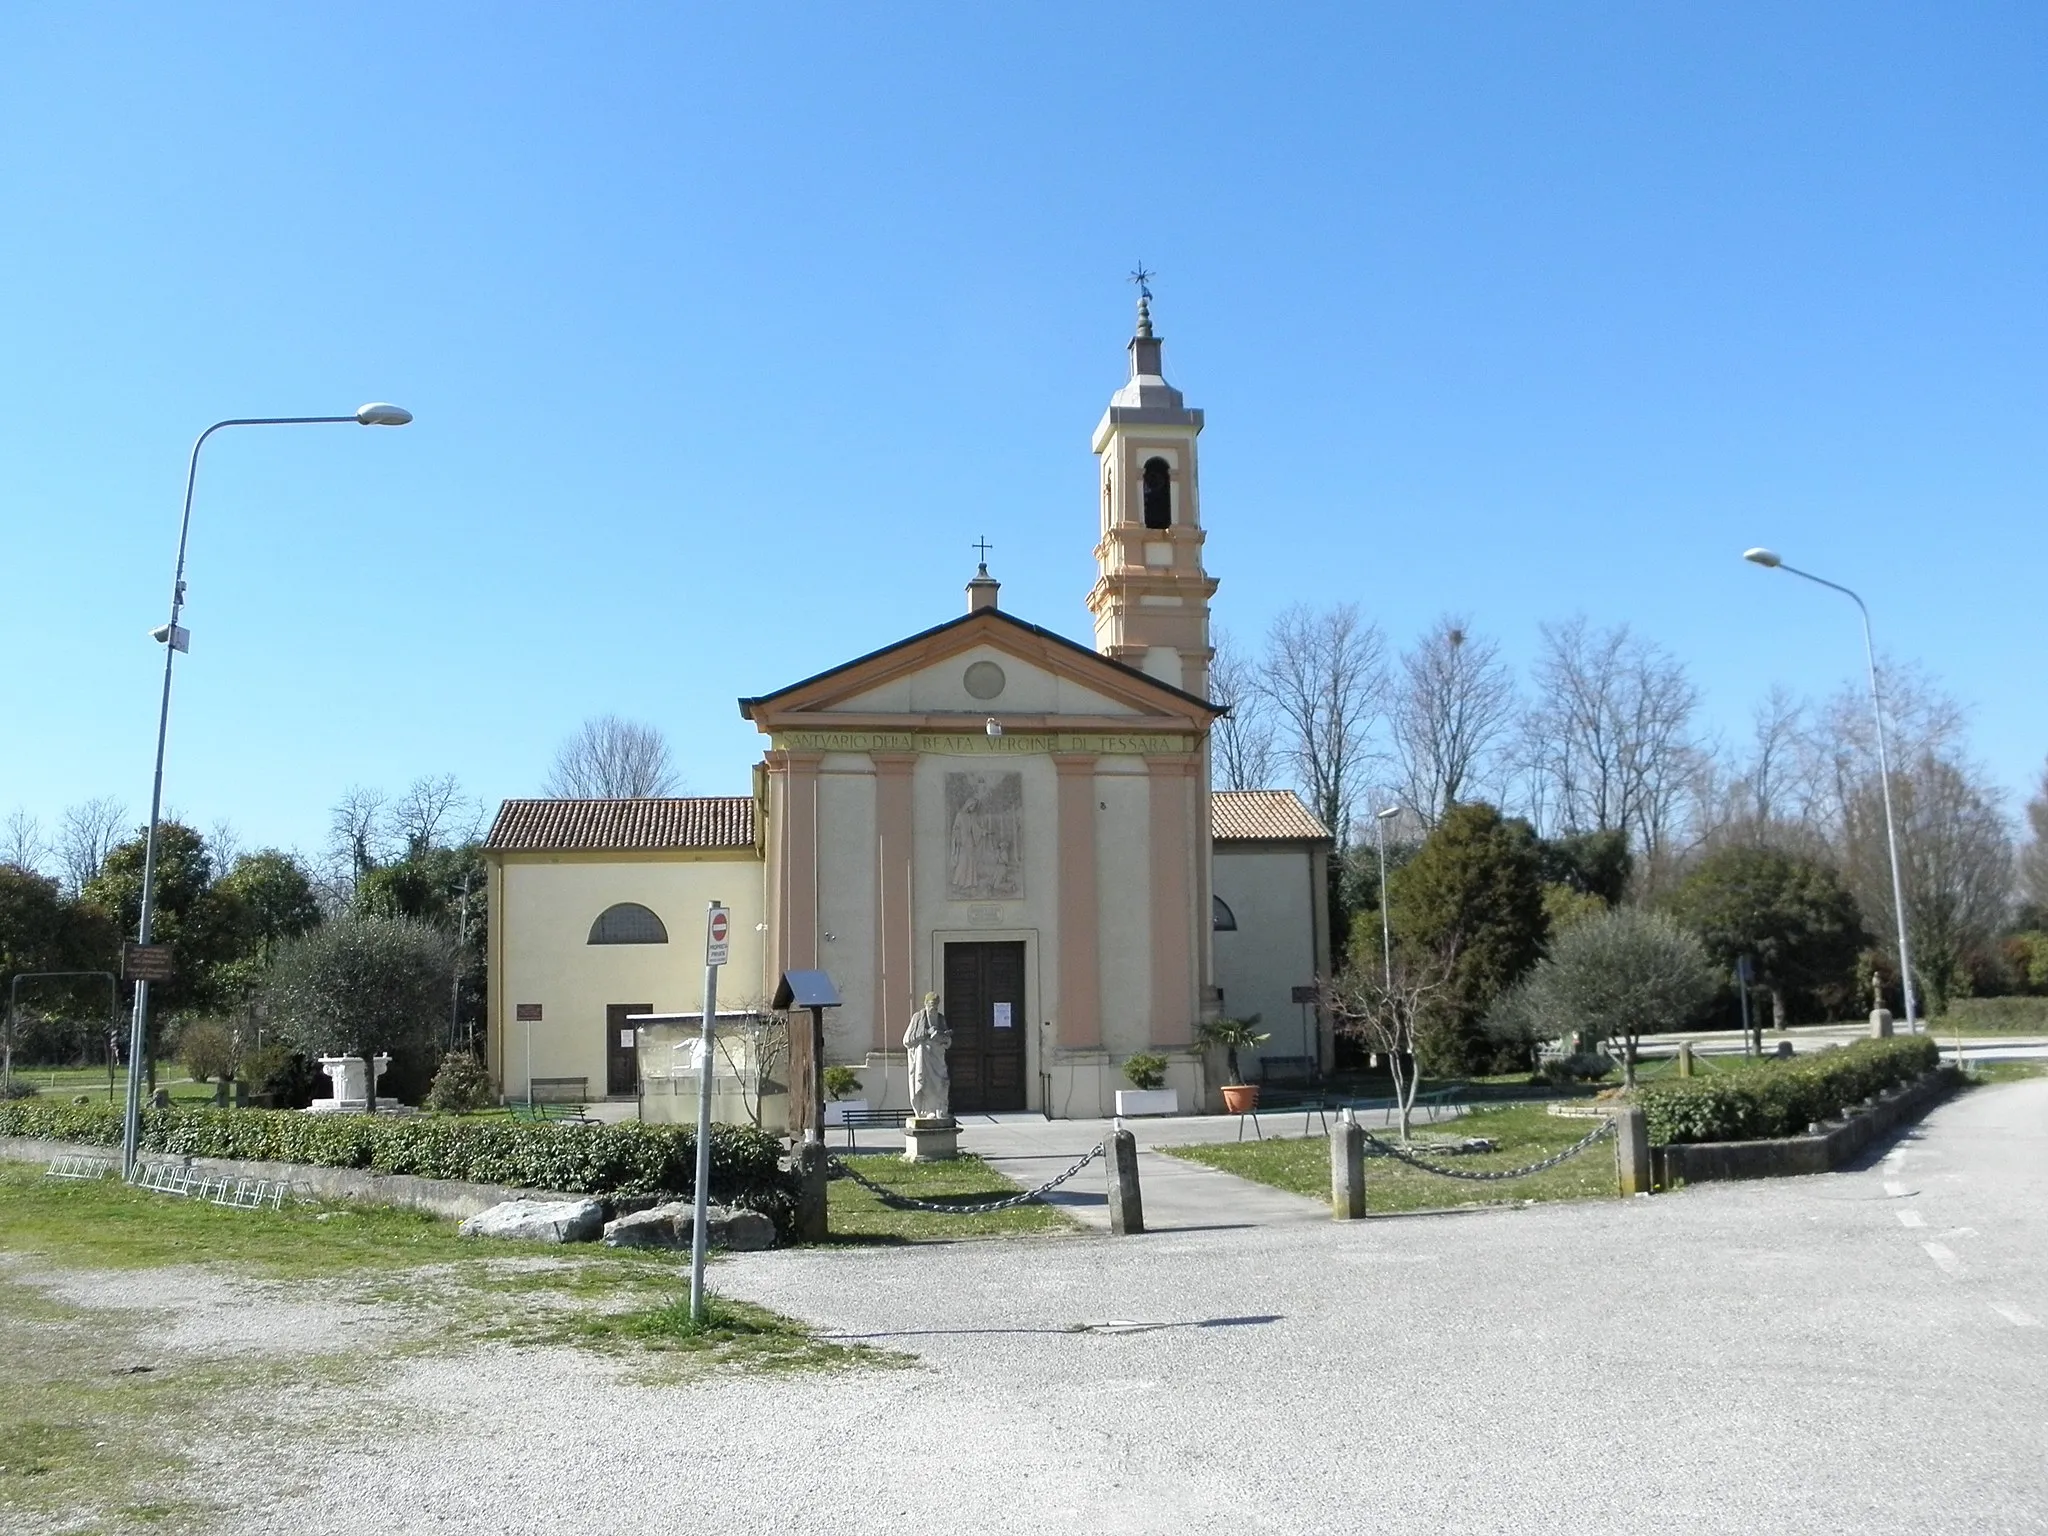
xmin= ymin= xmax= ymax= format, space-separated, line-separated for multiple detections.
xmin=1086 ymin=286 xmax=1218 ymax=698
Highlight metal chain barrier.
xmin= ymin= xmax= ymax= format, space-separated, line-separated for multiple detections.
xmin=829 ymin=1142 xmax=1105 ymax=1214
xmin=1358 ymin=1116 xmax=1614 ymax=1182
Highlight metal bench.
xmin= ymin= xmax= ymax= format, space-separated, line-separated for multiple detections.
xmin=836 ymin=1108 xmax=910 ymax=1148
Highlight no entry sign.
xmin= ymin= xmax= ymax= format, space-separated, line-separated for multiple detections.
xmin=705 ymin=904 xmax=730 ymax=968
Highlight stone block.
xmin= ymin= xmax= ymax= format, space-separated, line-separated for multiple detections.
xmin=459 ymin=1197 xmax=606 ymax=1244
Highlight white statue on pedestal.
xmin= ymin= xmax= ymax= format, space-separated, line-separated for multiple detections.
xmin=904 ymin=993 xmax=952 ymax=1123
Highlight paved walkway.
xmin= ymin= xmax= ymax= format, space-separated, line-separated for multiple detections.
xmin=839 ymin=1111 xmax=1337 ymax=1231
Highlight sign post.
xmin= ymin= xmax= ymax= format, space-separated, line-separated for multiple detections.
xmin=689 ymin=902 xmax=729 ymax=1324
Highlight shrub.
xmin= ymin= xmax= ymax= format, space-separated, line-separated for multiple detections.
xmin=1636 ymin=1035 xmax=1940 ymax=1144
xmin=0 ymin=1098 xmax=799 ymax=1233
xmin=1540 ymin=1052 xmax=1614 ymax=1087
xmin=423 ymin=1052 xmax=498 ymax=1113
xmin=1 ymin=1079 xmax=39 ymax=1100
xmin=1121 ymin=1053 xmax=1168 ymax=1091
xmin=178 ymin=1019 xmax=238 ymax=1084
xmin=241 ymin=1045 xmax=318 ymax=1109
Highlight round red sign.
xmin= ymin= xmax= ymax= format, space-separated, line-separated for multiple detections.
xmin=709 ymin=910 xmax=729 ymax=943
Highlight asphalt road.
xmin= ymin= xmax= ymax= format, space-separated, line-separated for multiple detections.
xmin=219 ymin=1077 xmax=2047 ymax=1536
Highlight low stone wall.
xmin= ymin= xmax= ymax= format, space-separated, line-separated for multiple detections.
xmin=1654 ymin=1068 xmax=1961 ymax=1187
xmin=0 ymin=1136 xmax=578 ymax=1220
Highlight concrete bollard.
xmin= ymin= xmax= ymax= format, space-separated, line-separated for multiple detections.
xmin=791 ymin=1138 xmax=830 ymax=1243
xmin=1612 ymin=1106 xmax=1652 ymax=1196
xmin=1107 ymin=1127 xmax=1144 ymax=1235
xmin=1330 ymin=1109 xmax=1366 ymax=1220
xmin=1676 ymin=1043 xmax=1695 ymax=1078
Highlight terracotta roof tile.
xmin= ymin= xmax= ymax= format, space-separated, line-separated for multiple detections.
xmin=485 ymin=797 xmax=756 ymax=853
xmin=1210 ymin=790 xmax=1331 ymax=843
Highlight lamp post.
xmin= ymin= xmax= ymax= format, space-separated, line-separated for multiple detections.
xmin=120 ymin=405 xmax=413 ymax=1178
xmin=1373 ymin=806 xmax=1401 ymax=990
xmin=1742 ymin=547 xmax=1918 ymax=1031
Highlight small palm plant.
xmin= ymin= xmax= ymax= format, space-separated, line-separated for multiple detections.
xmin=1194 ymin=1015 xmax=1268 ymax=1086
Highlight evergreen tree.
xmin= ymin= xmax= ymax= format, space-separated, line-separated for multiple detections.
xmin=1383 ymin=802 xmax=1548 ymax=1075
xmin=1663 ymin=844 xmax=1867 ymax=1028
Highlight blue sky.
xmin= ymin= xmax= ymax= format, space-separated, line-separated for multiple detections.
xmin=3 ymin=3 xmax=2043 ymax=862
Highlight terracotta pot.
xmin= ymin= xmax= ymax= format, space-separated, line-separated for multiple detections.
xmin=1220 ymin=1083 xmax=1260 ymax=1113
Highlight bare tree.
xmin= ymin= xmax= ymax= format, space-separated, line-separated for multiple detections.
xmin=1843 ymin=752 xmax=2012 ymax=1011
xmin=542 ymin=715 xmax=681 ymax=799
xmin=2022 ymin=759 xmax=2048 ymax=917
xmin=1524 ymin=617 xmax=1702 ymax=882
xmin=2 ymin=809 xmax=50 ymax=873
xmin=1391 ymin=616 xmax=1517 ymax=827
xmin=56 ymin=796 xmax=128 ymax=895
xmin=1209 ymin=626 xmax=1278 ymax=791
xmin=392 ymin=774 xmax=479 ymax=856
xmin=1323 ymin=952 xmax=1454 ymax=1142
xmin=1690 ymin=689 xmax=1828 ymax=855
xmin=325 ymin=786 xmax=392 ymax=905
xmin=1260 ymin=603 xmax=1387 ymax=842
xmin=207 ymin=819 xmax=243 ymax=878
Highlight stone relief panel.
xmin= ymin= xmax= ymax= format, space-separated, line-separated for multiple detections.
xmin=945 ymin=770 xmax=1024 ymax=901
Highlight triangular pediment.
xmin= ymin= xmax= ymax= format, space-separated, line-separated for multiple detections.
xmin=739 ymin=609 xmax=1219 ymax=734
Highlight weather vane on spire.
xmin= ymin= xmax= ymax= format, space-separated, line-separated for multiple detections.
xmin=1128 ymin=264 xmax=1155 ymax=302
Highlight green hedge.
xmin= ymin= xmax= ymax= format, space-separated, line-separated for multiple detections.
xmin=0 ymin=1101 xmax=797 ymax=1230
xmin=1636 ymin=1036 xmax=1941 ymax=1145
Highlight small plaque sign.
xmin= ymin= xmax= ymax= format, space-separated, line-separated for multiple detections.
xmin=515 ymin=1003 xmax=543 ymax=1023
xmin=121 ymin=942 xmax=174 ymax=983
xmin=992 ymin=1002 xmax=1013 ymax=1030
xmin=1291 ymin=985 xmax=1318 ymax=1004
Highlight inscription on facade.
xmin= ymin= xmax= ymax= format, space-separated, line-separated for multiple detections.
xmin=776 ymin=729 xmax=1190 ymax=756
xmin=946 ymin=771 xmax=1024 ymax=900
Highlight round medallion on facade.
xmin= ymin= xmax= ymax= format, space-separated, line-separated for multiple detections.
xmin=963 ymin=660 xmax=1006 ymax=700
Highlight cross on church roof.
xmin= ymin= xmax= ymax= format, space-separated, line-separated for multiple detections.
xmin=972 ymin=535 xmax=993 ymax=571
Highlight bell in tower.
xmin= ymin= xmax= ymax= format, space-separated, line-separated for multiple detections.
xmin=1085 ymin=275 xmax=1219 ymax=699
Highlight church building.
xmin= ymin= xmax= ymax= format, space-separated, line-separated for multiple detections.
xmin=482 ymin=297 xmax=1333 ymax=1119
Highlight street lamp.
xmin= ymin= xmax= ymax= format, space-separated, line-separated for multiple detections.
xmin=120 ymin=405 xmax=413 ymax=1177
xmin=1742 ymin=547 xmax=1918 ymax=1031
xmin=1373 ymin=806 xmax=1402 ymax=990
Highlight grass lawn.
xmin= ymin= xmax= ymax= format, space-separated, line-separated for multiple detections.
xmin=0 ymin=1157 xmax=881 ymax=1530
xmin=826 ymin=1153 xmax=1076 ymax=1243
xmin=1162 ymin=1102 xmax=1621 ymax=1215
xmin=1964 ymin=1060 xmax=2048 ymax=1085
xmin=8 ymin=1063 xmax=218 ymax=1103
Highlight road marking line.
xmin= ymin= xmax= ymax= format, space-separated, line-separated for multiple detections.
xmin=1884 ymin=1181 xmax=1909 ymax=1197
xmin=1923 ymin=1242 xmax=1966 ymax=1277
xmin=1990 ymin=1304 xmax=2040 ymax=1328
xmin=1896 ymin=1211 xmax=1926 ymax=1228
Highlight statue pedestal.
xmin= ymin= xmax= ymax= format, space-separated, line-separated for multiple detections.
xmin=902 ymin=1116 xmax=959 ymax=1162
xmin=1870 ymin=1008 xmax=1894 ymax=1039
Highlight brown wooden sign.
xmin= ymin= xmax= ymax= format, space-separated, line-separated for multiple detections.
xmin=1291 ymin=985 xmax=1319 ymax=1004
xmin=515 ymin=1003 xmax=543 ymax=1023
xmin=121 ymin=943 xmax=175 ymax=983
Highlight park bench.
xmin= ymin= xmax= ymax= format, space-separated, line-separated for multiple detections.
xmin=509 ymin=1077 xmax=599 ymax=1124
xmin=836 ymin=1108 xmax=909 ymax=1148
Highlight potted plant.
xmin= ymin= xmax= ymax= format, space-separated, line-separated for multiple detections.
xmin=1114 ymin=1052 xmax=1178 ymax=1117
xmin=1196 ymin=1015 xmax=1269 ymax=1113
xmin=822 ymin=1064 xmax=865 ymax=1126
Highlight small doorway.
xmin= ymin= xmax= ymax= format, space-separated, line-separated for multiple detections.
xmin=606 ymin=1002 xmax=649 ymax=1097
xmin=942 ymin=942 xmax=1027 ymax=1113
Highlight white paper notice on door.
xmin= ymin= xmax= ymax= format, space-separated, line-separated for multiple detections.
xmin=620 ymin=1029 xmax=636 ymax=1047
xmin=992 ymin=1002 xmax=1013 ymax=1029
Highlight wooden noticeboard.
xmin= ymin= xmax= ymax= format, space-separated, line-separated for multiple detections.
xmin=121 ymin=943 xmax=174 ymax=984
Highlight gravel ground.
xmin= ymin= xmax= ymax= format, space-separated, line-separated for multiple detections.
xmin=18 ymin=1078 xmax=2048 ymax=1535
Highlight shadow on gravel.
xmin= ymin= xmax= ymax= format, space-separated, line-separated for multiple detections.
xmin=821 ymin=1314 xmax=1283 ymax=1342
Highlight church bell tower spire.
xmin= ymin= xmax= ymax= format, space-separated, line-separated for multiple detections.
xmin=1086 ymin=278 xmax=1218 ymax=698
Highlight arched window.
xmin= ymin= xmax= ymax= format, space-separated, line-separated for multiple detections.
xmin=588 ymin=902 xmax=668 ymax=945
xmin=1142 ymin=457 xmax=1172 ymax=529
xmin=1212 ymin=894 xmax=1238 ymax=932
